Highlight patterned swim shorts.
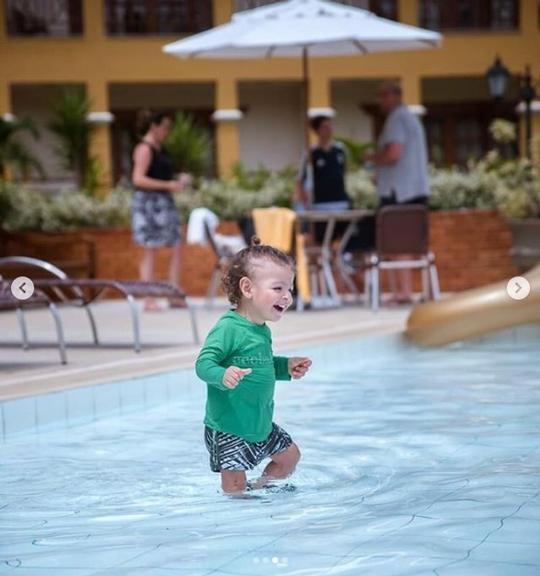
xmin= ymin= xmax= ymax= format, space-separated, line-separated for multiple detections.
xmin=204 ymin=423 xmax=293 ymax=472
xmin=132 ymin=190 xmax=181 ymax=248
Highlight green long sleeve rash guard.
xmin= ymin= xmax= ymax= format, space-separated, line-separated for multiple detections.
xmin=195 ymin=311 xmax=291 ymax=442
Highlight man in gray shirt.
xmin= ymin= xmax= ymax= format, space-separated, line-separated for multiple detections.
xmin=366 ymin=80 xmax=430 ymax=206
xmin=364 ymin=80 xmax=430 ymax=303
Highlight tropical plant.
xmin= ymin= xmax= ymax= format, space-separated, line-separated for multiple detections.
xmin=0 ymin=116 xmax=44 ymax=180
xmin=166 ymin=112 xmax=212 ymax=176
xmin=335 ymin=135 xmax=376 ymax=171
xmin=48 ymin=88 xmax=95 ymax=191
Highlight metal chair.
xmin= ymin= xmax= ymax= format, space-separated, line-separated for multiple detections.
xmin=0 ymin=257 xmax=199 ymax=353
xmin=0 ymin=274 xmax=67 ymax=364
xmin=365 ymin=205 xmax=440 ymax=311
xmin=204 ymin=220 xmax=237 ymax=307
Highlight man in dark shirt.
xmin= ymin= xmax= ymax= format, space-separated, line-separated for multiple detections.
xmin=294 ymin=116 xmax=375 ymax=251
xmin=294 ymin=115 xmax=350 ymax=210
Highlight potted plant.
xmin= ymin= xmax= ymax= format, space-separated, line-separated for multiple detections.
xmin=481 ymin=121 xmax=540 ymax=272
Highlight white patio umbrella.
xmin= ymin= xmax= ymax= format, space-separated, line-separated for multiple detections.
xmin=162 ymin=0 xmax=442 ymax=146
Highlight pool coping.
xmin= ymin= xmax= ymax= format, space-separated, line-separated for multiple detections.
xmin=3 ymin=322 xmax=539 ymax=443
xmin=0 ymin=316 xmax=404 ymax=403
xmin=0 ymin=321 xmax=408 ymax=443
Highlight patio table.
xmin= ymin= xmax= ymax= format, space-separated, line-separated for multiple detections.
xmin=295 ymin=209 xmax=374 ymax=308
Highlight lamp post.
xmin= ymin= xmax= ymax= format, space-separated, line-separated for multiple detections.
xmin=486 ymin=56 xmax=538 ymax=159
xmin=486 ymin=56 xmax=510 ymax=101
xmin=520 ymin=65 xmax=537 ymax=160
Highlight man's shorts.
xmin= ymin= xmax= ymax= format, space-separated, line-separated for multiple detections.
xmin=204 ymin=423 xmax=293 ymax=473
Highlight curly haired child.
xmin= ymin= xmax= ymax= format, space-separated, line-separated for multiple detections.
xmin=195 ymin=237 xmax=312 ymax=493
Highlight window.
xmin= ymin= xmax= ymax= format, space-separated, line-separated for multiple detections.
xmin=234 ymin=0 xmax=276 ymax=10
xmin=425 ymin=119 xmax=445 ymax=165
xmin=105 ymin=0 xmax=212 ymax=35
xmin=423 ymin=102 xmax=517 ymax=166
xmin=419 ymin=0 xmax=518 ymax=30
xmin=367 ymin=0 xmax=397 ymax=20
xmin=454 ymin=118 xmax=484 ymax=165
xmin=234 ymin=0 xmax=397 ymax=19
xmin=5 ymin=0 xmax=83 ymax=36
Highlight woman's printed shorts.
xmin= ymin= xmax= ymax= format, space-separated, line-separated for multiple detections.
xmin=132 ymin=190 xmax=181 ymax=247
xmin=204 ymin=423 xmax=293 ymax=472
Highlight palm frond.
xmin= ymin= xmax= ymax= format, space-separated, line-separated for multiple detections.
xmin=166 ymin=112 xmax=212 ymax=176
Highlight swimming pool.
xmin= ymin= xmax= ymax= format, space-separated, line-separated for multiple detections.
xmin=1 ymin=327 xmax=539 ymax=576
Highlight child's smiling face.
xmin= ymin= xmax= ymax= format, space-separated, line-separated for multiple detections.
xmin=238 ymin=259 xmax=294 ymax=324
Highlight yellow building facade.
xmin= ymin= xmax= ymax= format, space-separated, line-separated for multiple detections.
xmin=1 ymin=0 xmax=539 ymax=187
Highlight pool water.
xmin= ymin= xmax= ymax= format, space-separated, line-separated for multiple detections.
xmin=1 ymin=329 xmax=540 ymax=576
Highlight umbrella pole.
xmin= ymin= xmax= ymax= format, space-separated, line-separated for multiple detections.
xmin=302 ymin=47 xmax=310 ymax=152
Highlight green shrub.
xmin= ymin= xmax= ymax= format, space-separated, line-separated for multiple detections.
xmin=346 ymin=169 xmax=378 ymax=210
xmin=175 ymin=168 xmax=295 ymax=221
xmin=1 ymin=144 xmax=538 ymax=233
xmin=0 ymin=183 xmax=131 ymax=232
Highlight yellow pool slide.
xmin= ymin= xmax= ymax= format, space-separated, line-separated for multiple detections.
xmin=406 ymin=264 xmax=540 ymax=346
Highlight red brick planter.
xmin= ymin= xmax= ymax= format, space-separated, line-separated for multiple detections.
xmin=1 ymin=211 xmax=516 ymax=296
xmin=429 ymin=210 xmax=516 ymax=291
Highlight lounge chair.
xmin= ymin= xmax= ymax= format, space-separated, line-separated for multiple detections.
xmin=0 ymin=276 xmax=67 ymax=364
xmin=186 ymin=207 xmax=245 ymax=307
xmin=0 ymin=257 xmax=199 ymax=353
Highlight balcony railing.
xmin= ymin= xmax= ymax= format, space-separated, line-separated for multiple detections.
xmin=234 ymin=0 xmax=397 ymax=20
xmin=419 ymin=0 xmax=519 ymax=31
xmin=105 ymin=0 xmax=213 ymax=35
xmin=5 ymin=0 xmax=82 ymax=36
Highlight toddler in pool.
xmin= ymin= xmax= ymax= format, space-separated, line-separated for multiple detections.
xmin=195 ymin=237 xmax=311 ymax=493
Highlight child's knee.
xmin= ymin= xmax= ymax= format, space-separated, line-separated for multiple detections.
xmin=290 ymin=443 xmax=301 ymax=464
xmin=279 ymin=443 xmax=300 ymax=470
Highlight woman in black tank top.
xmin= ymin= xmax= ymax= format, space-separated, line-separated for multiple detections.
xmin=131 ymin=111 xmax=191 ymax=311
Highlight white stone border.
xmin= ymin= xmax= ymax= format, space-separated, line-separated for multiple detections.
xmin=211 ymin=109 xmax=243 ymax=122
xmin=307 ymin=107 xmax=336 ymax=118
xmin=87 ymin=111 xmax=115 ymax=124
xmin=408 ymin=104 xmax=427 ymax=116
xmin=515 ymin=100 xmax=540 ymax=115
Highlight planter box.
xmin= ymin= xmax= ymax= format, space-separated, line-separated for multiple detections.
xmin=1 ymin=211 xmax=516 ymax=296
xmin=0 ymin=222 xmax=241 ymax=297
xmin=429 ymin=209 xmax=516 ymax=291
xmin=507 ymin=218 xmax=540 ymax=273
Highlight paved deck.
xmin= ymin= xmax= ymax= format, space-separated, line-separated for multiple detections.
xmin=0 ymin=299 xmax=409 ymax=401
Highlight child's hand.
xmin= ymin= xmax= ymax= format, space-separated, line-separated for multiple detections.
xmin=288 ymin=357 xmax=312 ymax=379
xmin=223 ymin=366 xmax=252 ymax=389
